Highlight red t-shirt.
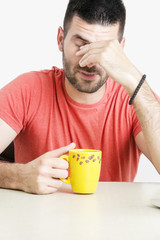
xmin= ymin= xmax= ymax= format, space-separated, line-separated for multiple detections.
xmin=0 ymin=66 xmax=142 ymax=181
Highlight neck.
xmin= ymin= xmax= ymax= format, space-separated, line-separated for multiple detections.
xmin=64 ymin=78 xmax=106 ymax=105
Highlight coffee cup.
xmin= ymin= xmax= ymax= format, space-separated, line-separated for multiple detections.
xmin=60 ymin=149 xmax=102 ymax=194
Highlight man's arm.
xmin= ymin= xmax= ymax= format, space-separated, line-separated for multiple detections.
xmin=76 ymin=40 xmax=160 ymax=174
xmin=135 ymin=131 xmax=151 ymax=161
xmin=0 ymin=118 xmax=75 ymax=194
xmin=132 ymin=81 xmax=160 ymax=173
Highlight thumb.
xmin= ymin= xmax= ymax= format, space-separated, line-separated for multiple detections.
xmin=46 ymin=143 xmax=76 ymax=158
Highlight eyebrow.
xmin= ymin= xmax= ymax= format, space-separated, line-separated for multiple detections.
xmin=72 ymin=34 xmax=91 ymax=44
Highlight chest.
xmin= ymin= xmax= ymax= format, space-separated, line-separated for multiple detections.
xmin=24 ymin=95 xmax=132 ymax=152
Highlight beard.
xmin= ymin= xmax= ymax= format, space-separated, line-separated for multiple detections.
xmin=62 ymin=51 xmax=108 ymax=94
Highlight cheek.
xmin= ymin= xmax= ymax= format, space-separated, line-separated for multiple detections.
xmin=64 ymin=41 xmax=74 ymax=56
xmin=64 ymin=42 xmax=81 ymax=63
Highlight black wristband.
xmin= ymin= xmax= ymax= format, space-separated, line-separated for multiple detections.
xmin=129 ymin=74 xmax=146 ymax=105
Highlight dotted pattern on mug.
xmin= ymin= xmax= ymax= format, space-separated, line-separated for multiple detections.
xmin=72 ymin=154 xmax=101 ymax=165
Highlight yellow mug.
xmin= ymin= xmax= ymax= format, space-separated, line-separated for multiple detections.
xmin=60 ymin=149 xmax=102 ymax=194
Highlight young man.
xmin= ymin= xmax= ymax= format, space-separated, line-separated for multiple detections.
xmin=0 ymin=0 xmax=160 ymax=194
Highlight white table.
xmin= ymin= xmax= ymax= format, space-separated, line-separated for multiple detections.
xmin=0 ymin=182 xmax=160 ymax=240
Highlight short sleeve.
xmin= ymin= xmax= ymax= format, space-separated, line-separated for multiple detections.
xmin=0 ymin=72 xmax=41 ymax=134
xmin=131 ymin=107 xmax=142 ymax=137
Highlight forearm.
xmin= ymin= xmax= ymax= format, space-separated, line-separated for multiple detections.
xmin=127 ymin=76 xmax=160 ymax=172
xmin=76 ymin=39 xmax=160 ymax=172
xmin=0 ymin=161 xmax=23 ymax=190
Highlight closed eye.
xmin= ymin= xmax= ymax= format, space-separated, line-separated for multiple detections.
xmin=75 ymin=43 xmax=85 ymax=48
xmin=75 ymin=40 xmax=88 ymax=48
xmin=73 ymin=34 xmax=90 ymax=48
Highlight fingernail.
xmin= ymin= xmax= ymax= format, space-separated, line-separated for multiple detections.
xmin=79 ymin=62 xmax=84 ymax=67
xmin=69 ymin=142 xmax=76 ymax=148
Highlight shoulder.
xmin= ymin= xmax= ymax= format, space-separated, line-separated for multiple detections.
xmin=2 ymin=66 xmax=64 ymax=92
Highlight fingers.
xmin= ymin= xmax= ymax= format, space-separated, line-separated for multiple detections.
xmin=45 ymin=142 xmax=76 ymax=158
xmin=48 ymin=168 xmax=69 ymax=179
xmin=22 ymin=144 xmax=75 ymax=194
xmin=37 ymin=163 xmax=69 ymax=178
xmin=76 ymin=43 xmax=104 ymax=68
xmin=76 ymin=39 xmax=121 ymax=68
xmin=34 ymin=178 xmax=62 ymax=195
xmin=51 ymin=158 xmax=69 ymax=169
xmin=47 ymin=178 xmax=63 ymax=189
xmin=79 ymin=54 xmax=97 ymax=68
xmin=36 ymin=170 xmax=67 ymax=194
xmin=76 ymin=41 xmax=104 ymax=56
xmin=76 ymin=39 xmax=120 ymax=57
xmin=40 ymin=154 xmax=70 ymax=170
xmin=76 ymin=44 xmax=91 ymax=56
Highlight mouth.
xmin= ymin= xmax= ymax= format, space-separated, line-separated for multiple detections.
xmin=78 ymin=70 xmax=98 ymax=80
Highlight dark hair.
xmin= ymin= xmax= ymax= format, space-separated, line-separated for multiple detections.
xmin=63 ymin=0 xmax=126 ymax=41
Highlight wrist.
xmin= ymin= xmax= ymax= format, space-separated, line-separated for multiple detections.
xmin=15 ymin=163 xmax=26 ymax=191
xmin=0 ymin=162 xmax=25 ymax=191
xmin=123 ymin=69 xmax=143 ymax=97
xmin=129 ymin=75 xmax=146 ymax=105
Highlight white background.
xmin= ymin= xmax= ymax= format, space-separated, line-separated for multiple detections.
xmin=0 ymin=1 xmax=159 ymax=182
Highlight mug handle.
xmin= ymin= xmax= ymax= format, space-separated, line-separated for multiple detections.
xmin=60 ymin=154 xmax=71 ymax=184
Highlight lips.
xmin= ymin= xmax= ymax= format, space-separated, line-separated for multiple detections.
xmin=78 ymin=70 xmax=98 ymax=80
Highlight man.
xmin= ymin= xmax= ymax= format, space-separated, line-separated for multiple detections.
xmin=0 ymin=0 xmax=160 ymax=194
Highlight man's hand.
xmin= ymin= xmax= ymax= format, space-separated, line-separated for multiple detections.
xmin=76 ymin=40 xmax=142 ymax=93
xmin=19 ymin=143 xmax=75 ymax=194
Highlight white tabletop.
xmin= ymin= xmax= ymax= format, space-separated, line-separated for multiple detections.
xmin=0 ymin=182 xmax=160 ymax=240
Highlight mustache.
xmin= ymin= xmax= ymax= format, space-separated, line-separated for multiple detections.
xmin=75 ymin=65 xmax=102 ymax=75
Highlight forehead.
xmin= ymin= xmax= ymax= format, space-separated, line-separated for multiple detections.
xmin=66 ymin=15 xmax=120 ymax=42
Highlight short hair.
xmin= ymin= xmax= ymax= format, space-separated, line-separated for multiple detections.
xmin=63 ymin=0 xmax=126 ymax=41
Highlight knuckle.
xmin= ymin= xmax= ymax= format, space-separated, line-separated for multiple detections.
xmin=36 ymin=175 xmax=41 ymax=185
xmin=35 ymin=179 xmax=44 ymax=194
xmin=37 ymin=166 xmax=46 ymax=176
xmin=39 ymin=158 xmax=46 ymax=166
xmin=35 ymin=178 xmax=51 ymax=195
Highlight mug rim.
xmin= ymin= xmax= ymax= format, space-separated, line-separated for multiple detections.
xmin=69 ymin=149 xmax=101 ymax=153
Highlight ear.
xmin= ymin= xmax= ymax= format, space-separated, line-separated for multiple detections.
xmin=57 ymin=27 xmax=64 ymax=52
xmin=120 ymin=37 xmax=125 ymax=49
